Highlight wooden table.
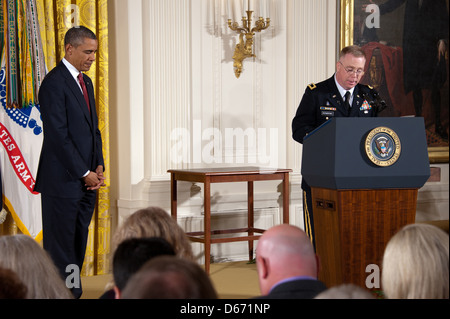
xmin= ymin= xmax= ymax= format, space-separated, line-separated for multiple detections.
xmin=168 ymin=167 xmax=292 ymax=273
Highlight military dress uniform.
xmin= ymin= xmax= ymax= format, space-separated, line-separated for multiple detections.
xmin=292 ymin=75 xmax=379 ymax=249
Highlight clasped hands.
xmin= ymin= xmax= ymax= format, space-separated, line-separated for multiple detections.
xmin=83 ymin=165 xmax=106 ymax=190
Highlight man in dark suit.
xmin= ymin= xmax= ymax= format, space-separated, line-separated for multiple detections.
xmin=254 ymin=224 xmax=326 ymax=299
xmin=35 ymin=26 xmax=105 ymax=298
xmin=292 ymin=45 xmax=380 ymax=249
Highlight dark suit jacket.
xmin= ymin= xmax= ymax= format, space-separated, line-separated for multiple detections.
xmin=292 ymin=76 xmax=376 ymax=145
xmin=255 ymin=279 xmax=327 ymax=299
xmin=35 ymin=62 xmax=104 ymax=199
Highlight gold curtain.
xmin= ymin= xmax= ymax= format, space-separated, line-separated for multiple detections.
xmin=35 ymin=0 xmax=111 ymax=276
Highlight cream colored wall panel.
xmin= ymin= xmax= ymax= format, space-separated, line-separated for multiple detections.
xmin=417 ymin=164 xmax=450 ymax=221
xmin=191 ymin=0 xmax=284 ymax=169
xmin=143 ymin=0 xmax=192 ymax=179
xmin=128 ymin=0 xmax=145 ymax=185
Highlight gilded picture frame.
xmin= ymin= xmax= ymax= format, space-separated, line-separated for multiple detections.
xmin=339 ymin=0 xmax=449 ymax=163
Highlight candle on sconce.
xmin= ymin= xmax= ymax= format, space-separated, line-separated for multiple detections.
xmin=210 ymin=0 xmax=214 ymax=25
xmin=261 ymin=0 xmax=266 ymax=17
xmin=232 ymin=0 xmax=239 ymax=20
xmin=223 ymin=0 xmax=227 ymax=17
xmin=254 ymin=0 xmax=259 ymax=17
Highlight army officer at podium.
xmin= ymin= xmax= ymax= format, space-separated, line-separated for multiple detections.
xmin=292 ymin=45 xmax=382 ymax=250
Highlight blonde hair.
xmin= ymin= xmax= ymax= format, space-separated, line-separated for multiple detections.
xmin=112 ymin=207 xmax=194 ymax=261
xmin=315 ymin=284 xmax=375 ymax=299
xmin=0 ymin=235 xmax=73 ymax=299
xmin=382 ymin=224 xmax=449 ymax=299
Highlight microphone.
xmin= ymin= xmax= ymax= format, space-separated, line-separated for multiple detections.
xmin=372 ymin=90 xmax=387 ymax=114
xmin=361 ymin=86 xmax=387 ymax=115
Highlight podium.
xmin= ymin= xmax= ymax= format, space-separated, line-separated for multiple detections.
xmin=301 ymin=117 xmax=430 ymax=289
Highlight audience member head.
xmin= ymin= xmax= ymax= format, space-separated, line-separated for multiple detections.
xmin=0 ymin=235 xmax=73 ymax=299
xmin=121 ymin=255 xmax=218 ymax=299
xmin=256 ymin=224 xmax=319 ymax=296
xmin=382 ymin=223 xmax=449 ymax=299
xmin=112 ymin=237 xmax=176 ymax=298
xmin=112 ymin=207 xmax=194 ymax=261
xmin=314 ymin=284 xmax=375 ymax=299
xmin=0 ymin=266 xmax=28 ymax=299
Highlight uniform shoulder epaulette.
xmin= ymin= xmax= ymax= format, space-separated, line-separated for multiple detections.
xmin=366 ymin=84 xmax=373 ymax=89
xmin=307 ymin=83 xmax=317 ymax=90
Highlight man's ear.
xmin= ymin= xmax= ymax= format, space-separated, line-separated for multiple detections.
xmin=257 ymin=255 xmax=269 ymax=279
xmin=65 ymin=44 xmax=73 ymax=55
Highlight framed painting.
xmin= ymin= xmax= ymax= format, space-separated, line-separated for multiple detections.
xmin=339 ymin=0 xmax=449 ymax=163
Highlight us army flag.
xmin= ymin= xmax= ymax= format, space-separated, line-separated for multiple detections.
xmin=0 ymin=0 xmax=45 ymax=240
xmin=0 ymin=61 xmax=43 ymax=240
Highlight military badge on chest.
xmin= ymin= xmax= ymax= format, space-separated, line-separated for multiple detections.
xmin=360 ymin=99 xmax=372 ymax=114
xmin=320 ymin=99 xmax=337 ymax=120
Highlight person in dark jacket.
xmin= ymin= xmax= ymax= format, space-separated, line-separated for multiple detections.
xmin=254 ymin=224 xmax=326 ymax=299
xmin=292 ymin=45 xmax=380 ymax=249
xmin=35 ymin=26 xmax=105 ymax=298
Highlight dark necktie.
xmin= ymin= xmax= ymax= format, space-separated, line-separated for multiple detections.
xmin=77 ymin=72 xmax=90 ymax=113
xmin=344 ymin=91 xmax=351 ymax=116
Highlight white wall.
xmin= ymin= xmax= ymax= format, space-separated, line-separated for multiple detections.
xmin=109 ymin=0 xmax=448 ymax=263
xmin=417 ymin=164 xmax=449 ymax=222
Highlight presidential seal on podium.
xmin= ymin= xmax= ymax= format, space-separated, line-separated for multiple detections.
xmin=365 ymin=126 xmax=401 ymax=167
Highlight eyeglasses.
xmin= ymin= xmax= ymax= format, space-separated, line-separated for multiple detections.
xmin=339 ymin=61 xmax=365 ymax=75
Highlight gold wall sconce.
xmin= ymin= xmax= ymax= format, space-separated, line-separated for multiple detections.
xmin=227 ymin=5 xmax=270 ymax=78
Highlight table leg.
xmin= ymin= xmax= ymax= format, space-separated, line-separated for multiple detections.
xmin=282 ymin=172 xmax=289 ymax=224
xmin=171 ymin=174 xmax=177 ymax=220
xmin=204 ymin=177 xmax=211 ymax=274
xmin=248 ymin=181 xmax=254 ymax=261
